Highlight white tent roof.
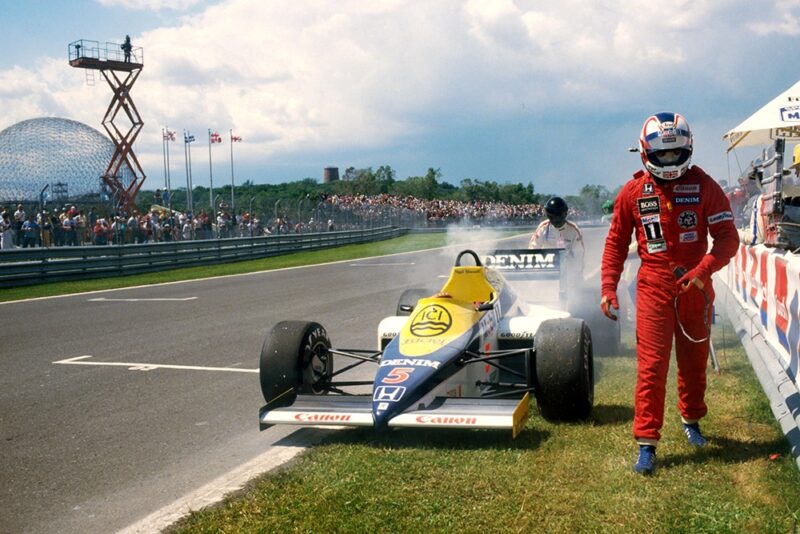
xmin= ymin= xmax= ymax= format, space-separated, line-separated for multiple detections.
xmin=723 ymin=80 xmax=800 ymax=151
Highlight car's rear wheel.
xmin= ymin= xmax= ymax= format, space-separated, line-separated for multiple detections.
xmin=534 ymin=318 xmax=593 ymax=421
xmin=259 ymin=321 xmax=333 ymax=409
xmin=396 ymin=288 xmax=431 ymax=316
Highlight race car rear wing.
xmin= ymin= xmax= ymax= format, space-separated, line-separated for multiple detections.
xmin=482 ymin=248 xmax=563 ymax=280
xmin=260 ymin=393 xmax=530 ymax=438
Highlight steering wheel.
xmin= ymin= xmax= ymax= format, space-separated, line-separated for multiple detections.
xmin=455 ymin=249 xmax=482 ymax=267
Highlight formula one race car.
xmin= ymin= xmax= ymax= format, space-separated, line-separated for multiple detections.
xmin=258 ymin=249 xmax=593 ymax=436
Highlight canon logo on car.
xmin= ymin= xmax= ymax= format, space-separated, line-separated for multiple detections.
xmin=415 ymin=415 xmax=478 ymax=425
xmin=294 ymin=413 xmax=351 ymax=422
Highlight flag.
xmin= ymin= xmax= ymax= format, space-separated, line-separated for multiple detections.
xmin=163 ymin=129 xmax=176 ymax=141
xmin=210 ymin=131 xmax=222 ymax=143
xmin=184 ymin=133 xmax=195 ymax=144
xmin=231 ymin=134 xmax=242 ymax=142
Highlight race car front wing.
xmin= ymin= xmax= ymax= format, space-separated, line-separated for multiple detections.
xmin=260 ymin=393 xmax=530 ymax=438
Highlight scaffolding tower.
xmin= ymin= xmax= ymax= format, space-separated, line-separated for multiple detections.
xmin=68 ymin=39 xmax=145 ymax=213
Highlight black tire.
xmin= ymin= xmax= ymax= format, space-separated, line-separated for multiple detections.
xmin=396 ymin=288 xmax=432 ymax=316
xmin=259 ymin=321 xmax=333 ymax=409
xmin=534 ymin=318 xmax=593 ymax=421
xmin=567 ymin=288 xmax=621 ymax=356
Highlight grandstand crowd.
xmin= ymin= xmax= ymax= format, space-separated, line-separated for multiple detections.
xmin=0 ymin=194 xmax=587 ymax=249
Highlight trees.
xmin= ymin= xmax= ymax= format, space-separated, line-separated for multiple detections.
xmin=565 ymin=184 xmax=613 ymax=216
xmin=394 ymin=168 xmax=441 ymax=199
xmin=457 ymin=179 xmax=539 ymax=205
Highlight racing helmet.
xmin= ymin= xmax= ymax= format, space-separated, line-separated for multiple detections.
xmin=639 ymin=112 xmax=693 ymax=180
xmin=545 ymin=197 xmax=569 ymax=228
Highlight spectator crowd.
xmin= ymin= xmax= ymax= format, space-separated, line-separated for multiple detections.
xmin=0 ymin=194 xmax=581 ymax=250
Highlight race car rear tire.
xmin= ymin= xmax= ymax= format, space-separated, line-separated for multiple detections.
xmin=396 ymin=288 xmax=431 ymax=316
xmin=534 ymin=318 xmax=593 ymax=421
xmin=567 ymin=288 xmax=621 ymax=356
xmin=259 ymin=321 xmax=333 ymax=409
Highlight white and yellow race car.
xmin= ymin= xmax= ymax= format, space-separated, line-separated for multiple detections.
xmin=258 ymin=249 xmax=593 ymax=437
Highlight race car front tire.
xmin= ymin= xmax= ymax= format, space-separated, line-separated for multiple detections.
xmin=534 ymin=318 xmax=593 ymax=421
xmin=259 ymin=321 xmax=333 ymax=409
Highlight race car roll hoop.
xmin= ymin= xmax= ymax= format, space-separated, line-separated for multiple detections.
xmin=258 ymin=249 xmax=594 ymax=437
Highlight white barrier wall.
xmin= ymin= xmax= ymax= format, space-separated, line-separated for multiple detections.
xmin=719 ymin=243 xmax=800 ymax=466
xmin=725 ymin=243 xmax=800 ymax=384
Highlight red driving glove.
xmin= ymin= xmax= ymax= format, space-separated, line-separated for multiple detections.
xmin=676 ymin=269 xmax=706 ymax=294
xmin=600 ymin=290 xmax=619 ymax=321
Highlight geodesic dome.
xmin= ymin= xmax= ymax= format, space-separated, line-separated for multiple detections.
xmin=0 ymin=117 xmax=120 ymax=202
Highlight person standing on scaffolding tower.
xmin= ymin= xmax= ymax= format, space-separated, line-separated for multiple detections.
xmin=121 ymin=35 xmax=132 ymax=62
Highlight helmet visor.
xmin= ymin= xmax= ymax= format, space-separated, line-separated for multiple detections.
xmin=547 ymin=213 xmax=567 ymax=227
xmin=649 ymin=148 xmax=691 ymax=167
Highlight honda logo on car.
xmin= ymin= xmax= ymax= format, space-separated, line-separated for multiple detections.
xmin=415 ymin=415 xmax=478 ymax=425
xmin=483 ymin=253 xmax=556 ymax=270
xmin=373 ymin=385 xmax=406 ymax=402
xmin=294 ymin=413 xmax=352 ymax=422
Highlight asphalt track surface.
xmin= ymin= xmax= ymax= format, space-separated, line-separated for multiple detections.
xmin=1 ymin=229 xmax=609 ymax=533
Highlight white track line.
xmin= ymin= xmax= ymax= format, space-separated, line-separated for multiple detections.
xmin=349 ymin=262 xmax=416 ymax=266
xmin=116 ymin=434 xmax=332 ymax=534
xmin=88 ymin=297 xmax=198 ymax=302
xmin=53 ymin=355 xmax=257 ymax=373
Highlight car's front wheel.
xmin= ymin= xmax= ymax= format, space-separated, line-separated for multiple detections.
xmin=259 ymin=321 xmax=333 ymax=409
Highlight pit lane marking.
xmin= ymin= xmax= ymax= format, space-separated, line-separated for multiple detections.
xmin=87 ymin=297 xmax=199 ymax=302
xmin=53 ymin=355 xmax=257 ymax=373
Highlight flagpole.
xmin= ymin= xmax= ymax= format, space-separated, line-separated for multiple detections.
xmin=162 ymin=127 xmax=168 ymax=192
xmin=230 ymin=128 xmax=235 ymax=212
xmin=183 ymin=130 xmax=191 ymax=214
xmin=165 ymin=129 xmax=172 ymax=215
xmin=188 ymin=132 xmax=194 ymax=214
xmin=208 ymin=129 xmax=215 ymax=216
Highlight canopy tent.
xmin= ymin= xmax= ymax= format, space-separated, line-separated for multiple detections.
xmin=724 ymin=80 xmax=800 ymax=151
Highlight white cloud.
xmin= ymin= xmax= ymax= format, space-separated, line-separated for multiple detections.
xmin=748 ymin=0 xmax=800 ymax=35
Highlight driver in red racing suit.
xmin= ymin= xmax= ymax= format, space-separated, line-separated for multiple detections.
xmin=600 ymin=112 xmax=739 ymax=475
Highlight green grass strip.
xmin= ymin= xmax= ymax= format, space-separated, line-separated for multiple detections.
xmin=169 ymin=323 xmax=800 ymax=533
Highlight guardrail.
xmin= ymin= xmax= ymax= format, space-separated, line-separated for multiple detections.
xmin=0 ymin=226 xmax=404 ymax=288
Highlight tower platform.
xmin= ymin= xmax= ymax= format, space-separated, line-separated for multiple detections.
xmin=68 ymin=40 xmax=143 ymax=71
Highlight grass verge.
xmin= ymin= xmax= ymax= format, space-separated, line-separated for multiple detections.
xmin=169 ymin=322 xmax=800 ymax=534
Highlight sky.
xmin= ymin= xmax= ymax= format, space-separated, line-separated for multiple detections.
xmin=1 ymin=0 xmax=799 ymax=196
